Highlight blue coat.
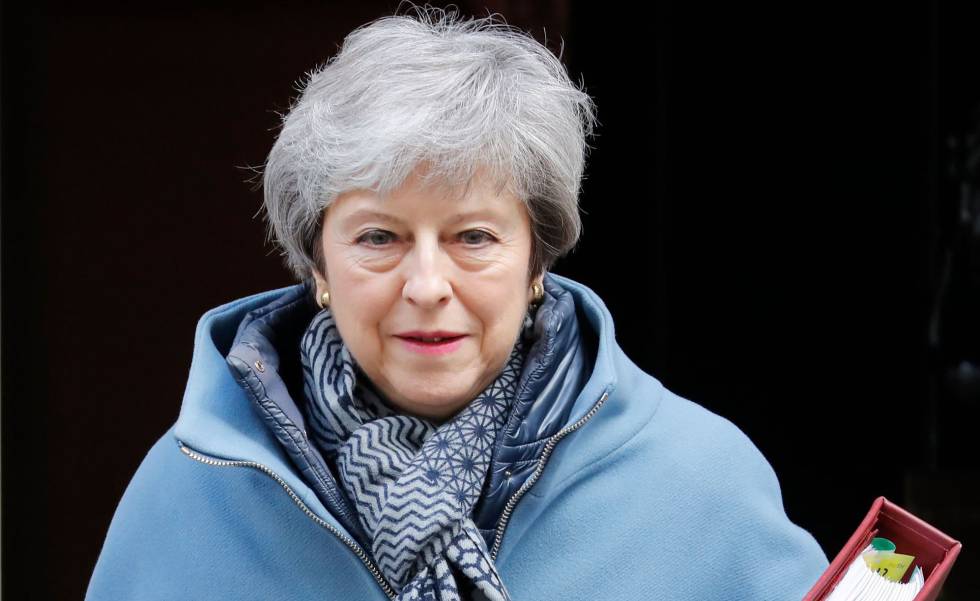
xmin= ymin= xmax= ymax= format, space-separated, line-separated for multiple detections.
xmin=87 ymin=272 xmax=829 ymax=600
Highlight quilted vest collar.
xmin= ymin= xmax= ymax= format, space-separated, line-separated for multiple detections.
xmin=228 ymin=274 xmax=593 ymax=443
xmin=473 ymin=274 xmax=595 ymax=533
xmin=223 ymin=273 xmax=595 ymax=536
xmin=174 ymin=272 xmax=620 ymax=543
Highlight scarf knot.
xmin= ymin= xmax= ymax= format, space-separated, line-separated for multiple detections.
xmin=300 ymin=309 xmax=532 ymax=601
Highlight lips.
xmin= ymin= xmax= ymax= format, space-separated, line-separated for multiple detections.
xmin=400 ymin=336 xmax=465 ymax=344
xmin=395 ymin=333 xmax=467 ymax=356
xmin=395 ymin=331 xmax=466 ymax=343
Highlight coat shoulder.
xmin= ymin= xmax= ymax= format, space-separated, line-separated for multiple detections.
xmin=86 ymin=425 xmax=261 ymax=599
xmin=502 ymin=382 xmax=829 ymax=600
xmin=647 ymin=389 xmax=780 ymax=486
xmin=85 ymin=424 xmax=389 ymax=601
xmin=637 ymin=388 xmax=831 ymax=599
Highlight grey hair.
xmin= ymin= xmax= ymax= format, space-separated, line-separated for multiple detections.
xmin=259 ymin=3 xmax=599 ymax=282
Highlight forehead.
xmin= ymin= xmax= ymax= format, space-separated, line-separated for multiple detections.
xmin=328 ymin=168 xmax=527 ymax=227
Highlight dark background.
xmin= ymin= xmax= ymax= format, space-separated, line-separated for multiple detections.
xmin=3 ymin=1 xmax=978 ymax=599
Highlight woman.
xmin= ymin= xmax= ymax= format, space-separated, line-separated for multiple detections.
xmin=87 ymin=6 xmax=828 ymax=600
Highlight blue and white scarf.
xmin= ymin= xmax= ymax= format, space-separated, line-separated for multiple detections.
xmin=299 ymin=308 xmax=533 ymax=601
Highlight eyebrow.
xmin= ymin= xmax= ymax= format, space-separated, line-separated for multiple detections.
xmin=339 ymin=208 xmax=508 ymax=228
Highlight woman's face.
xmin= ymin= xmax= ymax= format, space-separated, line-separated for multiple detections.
xmin=314 ymin=167 xmax=540 ymax=422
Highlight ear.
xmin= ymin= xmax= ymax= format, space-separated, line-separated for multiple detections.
xmin=311 ymin=268 xmax=329 ymax=296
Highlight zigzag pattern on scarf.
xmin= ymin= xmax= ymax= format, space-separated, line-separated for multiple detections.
xmin=300 ymin=308 xmax=528 ymax=601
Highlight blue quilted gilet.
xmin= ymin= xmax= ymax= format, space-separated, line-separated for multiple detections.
xmin=224 ymin=272 xmax=594 ymax=550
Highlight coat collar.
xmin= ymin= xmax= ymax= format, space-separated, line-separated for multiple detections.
xmin=173 ymin=272 xmax=622 ymax=531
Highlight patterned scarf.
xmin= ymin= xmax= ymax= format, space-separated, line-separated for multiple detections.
xmin=299 ymin=308 xmax=533 ymax=601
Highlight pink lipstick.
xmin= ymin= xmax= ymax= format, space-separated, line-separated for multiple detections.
xmin=394 ymin=332 xmax=467 ymax=356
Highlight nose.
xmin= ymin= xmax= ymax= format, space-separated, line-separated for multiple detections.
xmin=401 ymin=234 xmax=453 ymax=308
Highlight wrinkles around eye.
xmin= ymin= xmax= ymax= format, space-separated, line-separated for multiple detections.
xmin=354 ymin=229 xmax=498 ymax=248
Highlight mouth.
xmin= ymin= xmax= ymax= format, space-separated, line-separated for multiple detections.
xmin=394 ymin=334 xmax=467 ymax=355
xmin=396 ymin=335 xmax=466 ymax=343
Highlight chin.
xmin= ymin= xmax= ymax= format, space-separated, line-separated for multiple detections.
xmin=414 ymin=393 xmax=468 ymax=410
xmin=398 ymin=390 xmax=471 ymax=420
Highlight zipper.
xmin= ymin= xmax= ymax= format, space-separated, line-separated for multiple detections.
xmin=490 ymin=389 xmax=611 ymax=560
xmin=177 ymin=441 xmax=397 ymax=600
xmin=227 ymin=353 xmax=363 ymax=534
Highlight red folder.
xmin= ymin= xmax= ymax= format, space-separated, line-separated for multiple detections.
xmin=803 ymin=496 xmax=962 ymax=601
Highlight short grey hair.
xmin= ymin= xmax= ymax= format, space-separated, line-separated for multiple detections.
xmin=259 ymin=3 xmax=598 ymax=282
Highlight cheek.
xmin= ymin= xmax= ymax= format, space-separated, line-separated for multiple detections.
xmin=335 ymin=285 xmax=390 ymax=333
xmin=466 ymin=273 xmax=529 ymax=333
xmin=330 ymin=297 xmax=387 ymax=373
xmin=326 ymin=247 xmax=394 ymax=302
xmin=325 ymin=269 xmax=394 ymax=348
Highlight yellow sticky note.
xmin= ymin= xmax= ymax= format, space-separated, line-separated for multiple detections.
xmin=862 ymin=550 xmax=916 ymax=583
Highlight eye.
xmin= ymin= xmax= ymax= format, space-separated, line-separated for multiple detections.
xmin=459 ymin=230 xmax=496 ymax=246
xmin=355 ymin=229 xmax=396 ymax=246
